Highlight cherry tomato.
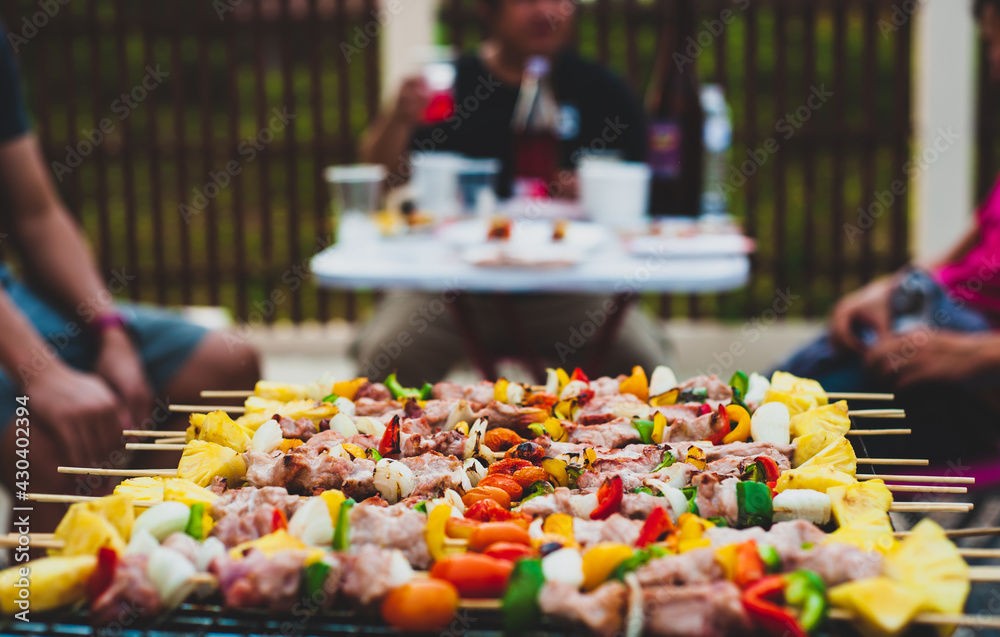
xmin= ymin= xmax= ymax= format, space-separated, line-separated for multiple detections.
xmin=462 ymin=485 xmax=511 ymax=510
xmin=381 ymin=579 xmax=459 ymax=632
xmin=464 ymin=499 xmax=531 ymax=526
xmin=477 ymin=474 xmax=524 ymax=501
xmin=430 ymin=553 xmax=514 ymax=598
xmin=505 ymin=441 xmax=546 ymax=463
xmin=487 ymin=458 xmax=533 ymax=476
xmin=468 ymin=521 xmax=532 ymax=552
xmin=511 ymin=466 xmax=550 ymax=488
xmin=445 ymin=516 xmax=480 ymax=539
xmin=483 ymin=541 xmax=537 ymax=562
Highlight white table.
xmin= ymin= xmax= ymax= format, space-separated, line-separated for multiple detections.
xmin=310 ymin=233 xmax=751 ymax=379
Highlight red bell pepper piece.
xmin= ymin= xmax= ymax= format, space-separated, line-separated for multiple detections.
xmin=86 ymin=547 xmax=118 ymax=601
xmin=590 ymin=475 xmax=624 ymax=520
xmin=755 ymin=456 xmax=781 ymax=483
xmin=271 ymin=508 xmax=288 ymax=532
xmin=734 ymin=539 xmax=766 ymax=588
xmin=705 ymin=405 xmax=732 ymax=444
xmin=378 ymin=414 xmax=401 ymax=457
xmin=698 ymin=403 xmax=712 ymax=416
xmin=636 ymin=507 xmax=675 ymax=547
xmin=570 ymin=367 xmax=590 ymax=383
xmin=742 ymin=575 xmax=807 ymax=637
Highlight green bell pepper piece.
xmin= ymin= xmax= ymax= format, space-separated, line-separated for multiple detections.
xmin=729 ymin=371 xmax=749 ymax=396
xmin=736 ymin=481 xmax=773 ymax=528
xmin=185 ymin=502 xmax=205 ymax=540
xmin=418 ymin=382 xmax=434 ymax=400
xmin=651 ymin=451 xmax=675 ymax=472
xmin=384 ymin=373 xmax=420 ymax=400
xmin=784 ymin=569 xmax=828 ymax=632
xmin=502 ymin=558 xmax=545 ymax=632
xmin=333 ymin=498 xmax=356 ymax=550
xmin=321 ymin=393 xmax=340 ymax=404
xmin=521 ymin=481 xmax=555 ymax=503
xmin=632 ymin=419 xmax=655 ymax=445
xmin=706 ymin=517 xmax=728 ymax=527
xmin=758 ymin=544 xmax=781 ymax=572
xmin=611 ymin=546 xmax=667 ymax=581
xmin=303 ymin=560 xmax=332 ymax=599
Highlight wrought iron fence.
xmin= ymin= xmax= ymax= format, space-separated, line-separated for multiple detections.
xmin=5 ymin=0 xmax=987 ymax=324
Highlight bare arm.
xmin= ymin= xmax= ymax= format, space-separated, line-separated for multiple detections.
xmin=358 ymin=77 xmax=429 ymax=176
xmin=0 ymin=135 xmax=115 ymax=320
xmin=921 ymin=222 xmax=982 ymax=270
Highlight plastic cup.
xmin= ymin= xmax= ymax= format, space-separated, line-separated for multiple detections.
xmin=410 ymin=151 xmax=463 ymax=219
xmin=578 ymin=160 xmax=651 ymax=228
xmin=457 ymin=158 xmax=501 ymax=214
xmin=324 ymin=164 xmax=385 ymax=246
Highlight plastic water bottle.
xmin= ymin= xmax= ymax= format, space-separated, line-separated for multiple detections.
xmin=699 ymin=84 xmax=732 ymax=217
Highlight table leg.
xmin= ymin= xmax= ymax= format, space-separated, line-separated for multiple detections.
xmin=585 ymin=293 xmax=633 ymax=375
xmin=493 ymin=294 xmax=546 ymax=384
xmin=447 ymin=295 xmax=499 ymax=380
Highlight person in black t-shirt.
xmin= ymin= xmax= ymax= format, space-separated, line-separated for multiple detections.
xmin=362 ymin=0 xmax=646 ymax=197
xmin=355 ymin=0 xmax=669 ymax=384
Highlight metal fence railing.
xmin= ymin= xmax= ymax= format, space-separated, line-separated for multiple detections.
xmin=6 ymin=0 xmax=992 ymax=324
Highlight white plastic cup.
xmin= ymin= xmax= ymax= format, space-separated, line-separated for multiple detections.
xmin=410 ymin=151 xmax=463 ymax=218
xmin=457 ymin=157 xmax=501 ymax=214
xmin=324 ymin=164 xmax=386 ymax=247
xmin=578 ymin=160 xmax=651 ymax=228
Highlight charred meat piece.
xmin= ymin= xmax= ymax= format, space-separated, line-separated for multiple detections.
xmin=576 ymin=394 xmax=645 ymax=426
xmin=399 ymin=452 xmax=466 ymax=498
xmin=538 ymin=580 xmax=628 ymax=637
xmin=401 ymin=430 xmax=467 ymax=458
xmin=276 ymin=415 xmax=317 ymax=441
xmin=349 ymin=503 xmax=432 ymax=568
xmin=354 ymin=381 xmax=392 ymax=402
xmin=642 ymin=582 xmax=752 ymax=637
xmin=90 ymin=554 xmax=161 ymax=626
xmin=564 ymin=418 xmax=642 ymax=449
xmin=211 ymin=549 xmax=314 ymax=611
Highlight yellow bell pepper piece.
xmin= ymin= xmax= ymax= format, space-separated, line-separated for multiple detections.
xmin=320 ymin=489 xmax=346 ymax=525
xmin=341 ymin=443 xmax=368 ymax=459
xmin=775 ymin=465 xmax=858 ymax=494
xmin=828 ymin=577 xmax=922 ymax=637
xmin=540 ymin=417 xmax=568 ymax=443
xmin=0 ymin=555 xmax=97 ymax=615
xmin=676 ymin=513 xmax=714 ymax=553
xmin=714 ymin=544 xmax=739 ymax=581
xmin=582 ymin=543 xmax=634 ymax=591
xmin=543 ymin=513 xmax=575 ymax=543
xmin=331 ymin=377 xmax=368 ymax=401
xmin=583 ymin=447 xmax=597 ymax=470
xmin=651 ymin=412 xmax=669 ymax=444
xmin=494 ymin=378 xmax=510 ymax=403
xmin=649 ymin=388 xmax=679 ymax=407
xmin=619 ymin=366 xmax=649 ymax=402
xmin=454 ymin=421 xmax=470 ymax=435
xmin=51 ymin=506 xmax=127 ymax=557
xmin=425 ymin=502 xmax=452 ymax=562
xmin=721 ymin=404 xmax=751 ymax=444
xmin=279 ymin=438 xmax=305 ymax=453
xmin=541 ymin=458 xmax=569 ymax=487
xmin=555 ymin=368 xmax=570 ymax=394
xmin=685 ymin=445 xmax=707 ymax=470
xmin=229 ymin=529 xmax=306 ymax=560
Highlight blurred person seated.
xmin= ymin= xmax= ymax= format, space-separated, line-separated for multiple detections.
xmin=779 ymin=0 xmax=1000 ymax=468
xmin=357 ymin=0 xmax=668 ymax=384
xmin=0 ymin=29 xmax=261 ymax=532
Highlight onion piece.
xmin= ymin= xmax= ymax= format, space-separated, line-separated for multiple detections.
xmin=542 ymin=548 xmax=584 ymax=589
xmin=373 ymin=458 xmax=415 ymax=504
xmin=251 ymin=419 xmax=283 ymax=453
xmin=133 ymin=501 xmax=191 ymax=542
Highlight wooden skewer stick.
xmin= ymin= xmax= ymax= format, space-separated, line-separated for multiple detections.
xmin=886 ymin=484 xmax=967 ymax=494
xmin=856 ymin=458 xmax=929 ymax=466
xmin=959 ymin=548 xmax=1000 ymax=559
xmin=156 ymin=437 xmax=186 ymax=445
xmin=0 ymin=536 xmax=63 ymax=550
xmin=169 ymin=404 xmax=246 ymax=414
xmin=968 ymin=566 xmax=1000 ymax=581
xmin=826 ymin=392 xmax=895 ymax=401
xmin=846 ymin=428 xmax=911 ymax=436
xmin=859 ymin=474 xmax=975 ymax=484
xmin=57 ymin=466 xmax=177 ymax=477
xmin=23 ymin=493 xmax=155 ymax=507
xmin=848 ymin=409 xmax=906 ymax=418
xmin=127 ymin=443 xmax=186 ymax=452
xmin=201 ymin=390 xmax=255 ymax=398
xmin=123 ymin=430 xmax=186 ymax=437
xmin=889 ymin=502 xmax=974 ymax=513
xmin=828 ymin=608 xmax=1000 ymax=629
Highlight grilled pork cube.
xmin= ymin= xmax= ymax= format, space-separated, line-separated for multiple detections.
xmin=349 ymin=503 xmax=432 ymax=568
xmin=538 ymin=580 xmax=628 ymax=637
xmin=419 ymin=399 xmax=454 ymax=429
xmin=619 ymin=492 xmax=666 ymax=519
xmin=355 ymin=397 xmax=402 ymax=418
xmin=399 ymin=452 xmax=466 ymax=498
xmin=576 ymin=394 xmax=645 ymax=426
xmin=211 ymin=504 xmax=283 ymax=546
xmin=781 ymin=542 xmax=883 ymax=586
xmin=662 ymin=409 xmax=728 ymax=443
xmin=211 ymin=549 xmax=313 ymax=611
xmin=340 ymin=545 xmax=413 ymax=606
xmin=161 ymin=532 xmax=200 ymax=564
xmin=211 ymin=486 xmax=304 ymax=521
xmin=516 ymin=487 xmax=577 ymax=518
xmin=704 ymin=441 xmax=794 ymax=469
xmin=277 ymin=415 xmax=317 ymax=441
xmin=676 ymin=374 xmax=734 ymax=404
xmin=589 ymin=375 xmax=623 ymax=397
xmin=650 ymin=403 xmax=704 ymax=422
xmin=401 ymin=430 xmax=467 ymax=458
xmin=704 ymin=519 xmax=829 ymax=561
xmin=355 ymin=381 xmax=392 ymax=401
xmin=565 ymin=418 xmax=642 ymax=449
xmin=476 ymin=400 xmax=547 ymax=433
xmin=91 ymin=554 xmax=161 ymax=626
xmin=643 ymin=582 xmax=752 ymax=637
xmin=635 ymin=547 xmax=722 ymax=587
xmin=572 ymin=514 xmax=642 ymax=548
xmin=692 ymin=473 xmax=739 ymax=527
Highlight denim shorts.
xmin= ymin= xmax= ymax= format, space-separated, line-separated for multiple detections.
xmin=0 ymin=266 xmax=208 ymax=428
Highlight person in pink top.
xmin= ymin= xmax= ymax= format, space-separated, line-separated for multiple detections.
xmin=781 ymin=0 xmax=1000 ymax=470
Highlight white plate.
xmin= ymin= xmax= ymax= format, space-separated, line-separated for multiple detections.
xmin=438 ymin=218 xmax=607 ymax=251
xmin=627 ymin=234 xmax=755 ymax=258
xmin=458 ymin=243 xmax=587 ymax=269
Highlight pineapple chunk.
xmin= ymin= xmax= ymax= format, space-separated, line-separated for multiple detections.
xmin=185 ymin=410 xmax=253 ymax=452
xmin=163 ymin=478 xmax=220 ymax=507
xmin=790 ymin=401 xmax=851 ymax=438
xmin=829 ymin=577 xmax=923 ymax=637
xmin=228 ymin=529 xmax=306 ymax=559
xmin=331 ymin=377 xmax=369 ymax=401
xmin=76 ymin=493 xmax=135 ymax=540
xmin=825 ymin=522 xmax=897 ymax=554
xmin=51 ymin=506 xmax=127 ymax=557
xmin=113 ymin=476 xmax=166 ymax=506
xmin=828 ymin=480 xmax=892 ymax=528
xmin=177 ymin=440 xmax=247 ymax=488
xmin=762 ymin=389 xmax=818 ymax=416
xmin=254 ymin=380 xmax=309 ymax=402
xmin=775 ymin=465 xmax=858 ymax=493
xmin=0 ymin=555 xmax=97 ymax=615
xmin=792 ymin=430 xmax=839 ymax=468
xmin=799 ymin=436 xmax=857 ymax=475
xmin=770 ymin=371 xmax=829 ymax=405
xmin=243 ymin=397 xmax=338 ymax=427
xmin=884 ymin=519 xmax=969 ymax=615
